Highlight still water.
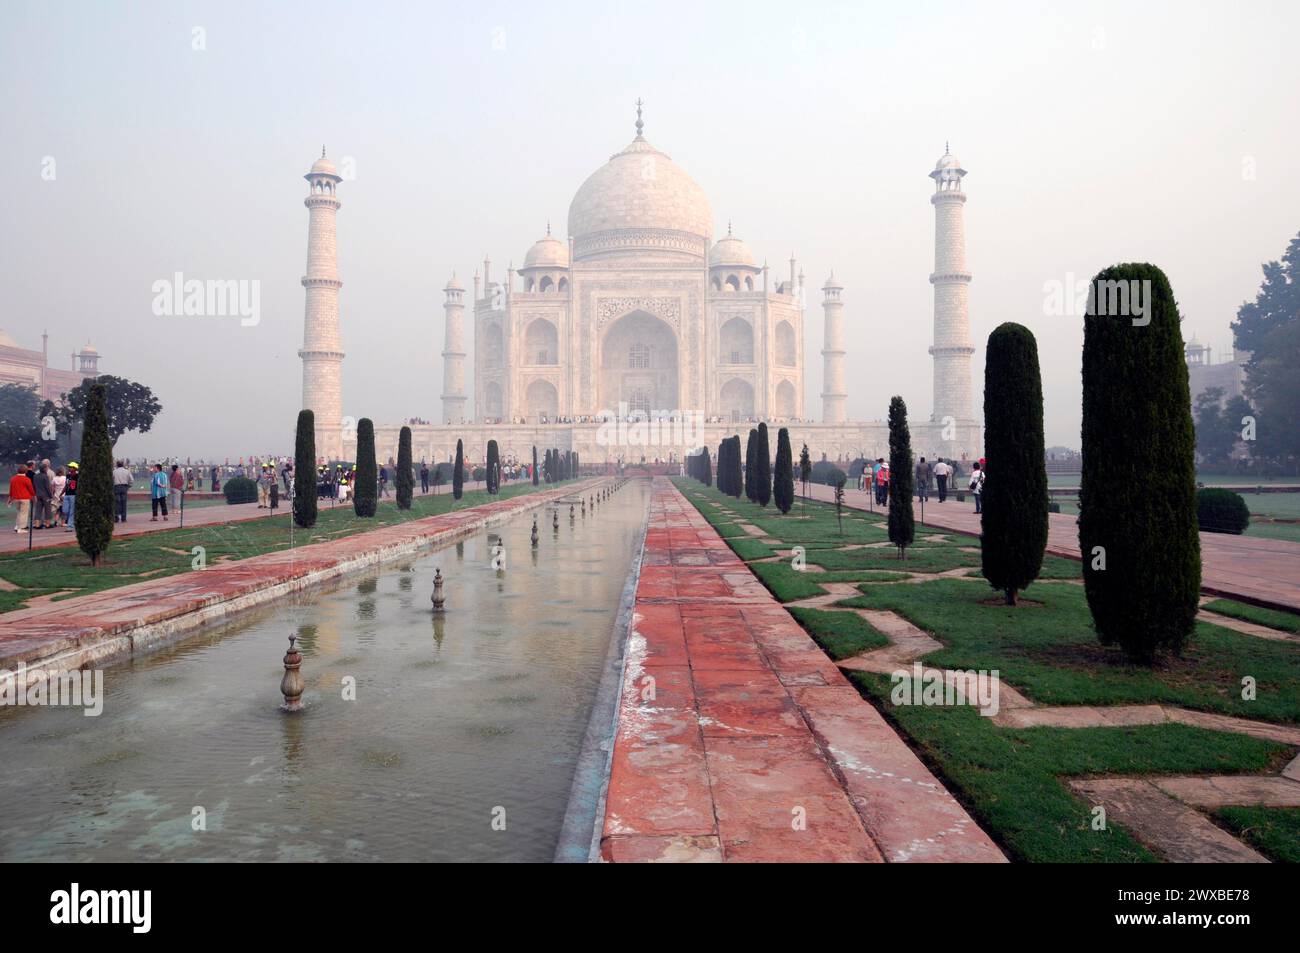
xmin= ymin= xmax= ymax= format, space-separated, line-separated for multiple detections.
xmin=0 ymin=481 xmax=648 ymax=862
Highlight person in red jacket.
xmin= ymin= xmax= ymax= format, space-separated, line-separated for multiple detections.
xmin=8 ymin=463 xmax=36 ymax=533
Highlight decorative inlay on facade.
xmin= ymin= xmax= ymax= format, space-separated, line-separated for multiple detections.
xmin=596 ymin=295 xmax=682 ymax=329
xmin=575 ymin=227 xmax=708 ymax=260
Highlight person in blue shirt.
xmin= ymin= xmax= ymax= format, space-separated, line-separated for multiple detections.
xmin=150 ymin=464 xmax=169 ymax=521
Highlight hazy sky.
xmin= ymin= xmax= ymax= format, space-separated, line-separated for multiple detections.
xmin=2 ymin=0 xmax=1297 ymax=458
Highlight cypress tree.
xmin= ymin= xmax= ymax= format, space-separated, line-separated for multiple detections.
xmin=353 ymin=418 xmax=377 ymax=517
xmin=716 ymin=442 xmax=727 ymax=493
xmin=887 ymin=396 xmax=915 ymax=558
xmin=745 ymin=429 xmax=758 ymax=502
xmin=293 ymin=409 xmax=317 ymax=528
xmin=1081 ymin=263 xmax=1200 ymax=663
xmin=486 ymin=440 xmax=500 ymax=494
xmin=981 ymin=323 xmax=1048 ymax=605
xmin=755 ymin=422 xmax=772 ymax=507
xmin=532 ymin=446 xmax=539 ymax=485
xmin=452 ymin=439 xmax=464 ymax=500
xmin=729 ymin=435 xmax=743 ymax=498
xmin=75 ymin=382 xmax=114 ymax=566
xmin=774 ymin=427 xmax=794 ymax=514
xmin=702 ymin=445 xmax=712 ymax=487
xmin=395 ymin=426 xmax=413 ymax=510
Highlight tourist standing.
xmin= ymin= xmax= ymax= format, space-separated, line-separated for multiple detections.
xmin=969 ymin=462 xmax=985 ymax=514
xmin=32 ymin=459 xmax=54 ymax=529
xmin=8 ymin=464 xmax=34 ymax=533
xmin=874 ymin=458 xmax=890 ymax=506
xmin=150 ymin=464 xmax=169 ymax=521
xmin=257 ymin=466 xmax=271 ymax=508
xmin=169 ymin=464 xmax=184 ymax=513
xmin=61 ymin=462 xmax=78 ymax=531
xmin=379 ymin=465 xmax=389 ymax=498
xmin=51 ymin=466 xmax=67 ymax=526
xmin=933 ymin=458 xmax=951 ymax=503
xmin=915 ymin=456 xmax=931 ymax=503
xmin=113 ymin=459 xmax=133 ymax=522
xmin=420 ymin=463 xmax=429 ymax=494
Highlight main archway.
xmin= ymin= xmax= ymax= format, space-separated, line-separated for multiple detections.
xmin=599 ymin=310 xmax=679 ymax=414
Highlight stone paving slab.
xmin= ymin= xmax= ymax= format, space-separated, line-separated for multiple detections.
xmin=601 ymin=478 xmax=1004 ymax=863
xmin=0 ymin=480 xmax=600 ymax=680
xmin=1151 ymin=775 xmax=1300 ymax=808
xmin=1068 ymin=778 xmax=1269 ymax=863
xmin=804 ymin=482 xmax=1300 ymax=613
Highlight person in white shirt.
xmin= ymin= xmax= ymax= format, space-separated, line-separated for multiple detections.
xmin=933 ymin=458 xmax=952 ymax=503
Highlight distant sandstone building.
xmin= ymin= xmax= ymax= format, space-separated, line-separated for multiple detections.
xmin=302 ymin=109 xmax=983 ymax=468
xmin=0 ymin=330 xmax=100 ymax=402
xmin=1184 ymin=336 xmax=1248 ymax=409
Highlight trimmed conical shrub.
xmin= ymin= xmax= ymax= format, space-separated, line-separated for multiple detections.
xmin=745 ymin=429 xmax=758 ymax=502
xmin=980 ymin=323 xmax=1048 ymax=605
xmin=396 ymin=426 xmax=413 ymax=510
xmin=532 ymin=446 xmax=539 ymax=485
xmin=486 ymin=440 xmax=500 ymax=494
xmin=293 ymin=409 xmax=317 ymax=528
xmin=774 ymin=427 xmax=794 ymax=514
xmin=452 ymin=439 xmax=464 ymax=500
xmin=755 ymin=422 xmax=772 ymax=507
xmin=887 ymin=396 xmax=915 ymax=557
xmin=75 ymin=383 xmax=113 ymax=566
xmin=1080 ymin=263 xmax=1200 ymax=663
xmin=353 ymin=418 xmax=377 ymax=517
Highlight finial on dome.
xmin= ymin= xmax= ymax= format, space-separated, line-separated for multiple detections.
xmin=322 ymin=144 xmax=326 ymax=158
xmin=635 ymin=98 xmax=644 ymax=137
xmin=546 ymin=220 xmax=551 ymax=236
xmin=945 ymin=140 xmax=950 ymax=154
xmin=727 ymin=220 xmax=733 ymax=237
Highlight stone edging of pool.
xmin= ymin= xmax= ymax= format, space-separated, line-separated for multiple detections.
xmin=0 ymin=480 xmax=605 ymax=686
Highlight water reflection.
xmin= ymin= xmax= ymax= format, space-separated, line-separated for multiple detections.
xmin=0 ymin=481 xmax=649 ymax=862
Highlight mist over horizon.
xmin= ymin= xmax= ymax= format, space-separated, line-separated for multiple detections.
xmin=3 ymin=0 xmax=1296 ymax=460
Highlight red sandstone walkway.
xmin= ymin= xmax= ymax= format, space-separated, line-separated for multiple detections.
xmin=0 ymin=482 xmax=493 ymax=554
xmin=600 ymin=478 xmax=1004 ymax=863
xmin=0 ymin=479 xmax=594 ymax=673
xmin=805 ymin=483 xmax=1300 ymax=613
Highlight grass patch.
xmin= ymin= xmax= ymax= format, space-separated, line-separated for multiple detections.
xmin=838 ymin=578 xmax=1300 ymax=723
xmin=1203 ymin=599 xmax=1300 ymax=633
xmin=729 ymin=537 xmax=777 ymax=561
xmin=851 ymin=671 xmax=1290 ymax=863
xmin=748 ymin=562 xmax=829 ymax=602
xmin=1213 ymin=806 xmax=1300 ymax=863
xmin=0 ymin=480 xmax=575 ymax=612
xmin=788 ymin=606 xmax=888 ymax=660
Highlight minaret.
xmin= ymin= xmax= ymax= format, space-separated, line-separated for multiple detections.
xmin=441 ymin=274 xmax=467 ymax=424
xmin=928 ymin=144 xmax=974 ymax=429
xmin=821 ymin=272 xmax=846 ymax=424
xmin=300 ymin=147 xmax=344 ymax=461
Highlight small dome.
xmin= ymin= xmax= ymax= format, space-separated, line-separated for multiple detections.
xmin=709 ymin=231 xmax=757 ymax=269
xmin=309 ymin=149 xmax=339 ymax=176
xmin=444 ymin=273 xmax=464 ymax=291
xmin=523 ymin=232 xmax=570 ymax=269
xmin=80 ymin=342 xmax=98 ymax=354
xmin=935 ymin=152 xmax=963 ymax=171
xmin=823 ymin=271 xmax=843 ymax=291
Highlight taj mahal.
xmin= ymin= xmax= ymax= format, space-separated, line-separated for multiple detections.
xmin=301 ymin=105 xmax=982 ymax=468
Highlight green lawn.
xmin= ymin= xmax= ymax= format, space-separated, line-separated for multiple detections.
xmin=853 ymin=672 xmax=1290 ymax=863
xmin=674 ymin=476 xmax=1300 ymax=863
xmin=837 ymin=578 xmax=1300 ymax=724
xmin=1213 ymin=806 xmax=1300 ymax=863
xmin=1202 ymin=599 xmax=1300 ymax=633
xmin=0 ymin=480 xmax=573 ymax=612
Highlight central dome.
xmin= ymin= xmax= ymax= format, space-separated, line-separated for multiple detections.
xmin=567 ymin=134 xmax=714 ymax=262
